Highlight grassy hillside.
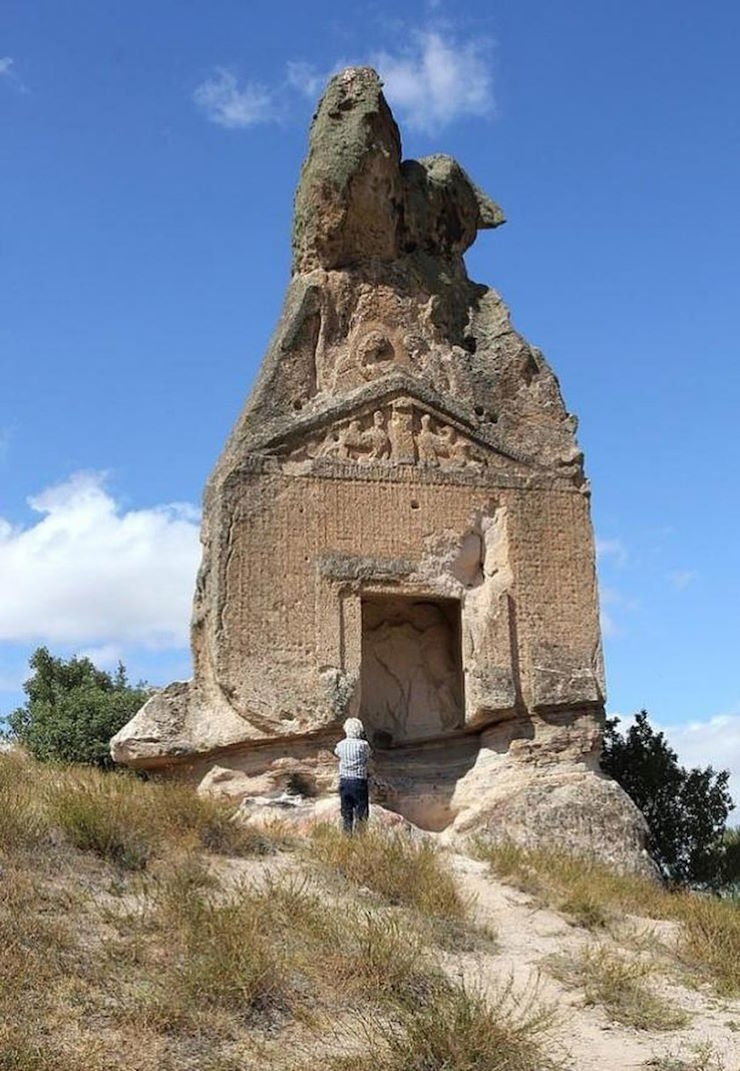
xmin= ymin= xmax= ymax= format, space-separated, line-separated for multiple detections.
xmin=472 ymin=841 xmax=740 ymax=997
xmin=1 ymin=752 xmax=738 ymax=1071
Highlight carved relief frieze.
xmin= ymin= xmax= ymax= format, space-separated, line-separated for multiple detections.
xmin=321 ymin=409 xmax=392 ymax=461
xmin=416 ymin=412 xmax=482 ymax=469
xmin=280 ymin=397 xmax=496 ymax=472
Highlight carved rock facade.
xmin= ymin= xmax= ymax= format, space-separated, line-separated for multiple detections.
xmin=111 ymin=68 xmax=651 ymax=874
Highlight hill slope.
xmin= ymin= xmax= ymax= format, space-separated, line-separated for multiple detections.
xmin=1 ymin=753 xmax=738 ymax=1070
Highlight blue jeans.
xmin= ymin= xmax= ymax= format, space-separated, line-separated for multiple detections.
xmin=339 ymin=777 xmax=369 ymax=834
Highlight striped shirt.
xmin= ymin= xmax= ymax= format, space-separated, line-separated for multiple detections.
xmin=334 ymin=737 xmax=371 ymax=779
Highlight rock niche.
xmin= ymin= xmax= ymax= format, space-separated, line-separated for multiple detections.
xmin=112 ymin=67 xmax=651 ymax=873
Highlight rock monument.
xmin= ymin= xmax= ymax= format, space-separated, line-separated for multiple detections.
xmin=112 ymin=68 xmax=650 ymax=871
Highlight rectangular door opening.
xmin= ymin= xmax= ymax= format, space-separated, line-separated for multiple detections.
xmin=360 ymin=595 xmax=464 ymax=748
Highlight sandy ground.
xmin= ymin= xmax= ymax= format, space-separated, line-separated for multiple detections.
xmin=448 ymin=853 xmax=739 ymax=1071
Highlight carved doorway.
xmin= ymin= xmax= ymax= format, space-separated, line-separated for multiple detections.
xmin=360 ymin=595 xmax=464 ymax=747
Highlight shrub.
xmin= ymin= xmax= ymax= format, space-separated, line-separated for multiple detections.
xmin=721 ymin=826 xmax=740 ymax=891
xmin=5 ymin=647 xmax=150 ymax=767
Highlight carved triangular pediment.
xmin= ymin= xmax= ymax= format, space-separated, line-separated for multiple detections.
xmin=259 ymin=384 xmax=533 ymax=475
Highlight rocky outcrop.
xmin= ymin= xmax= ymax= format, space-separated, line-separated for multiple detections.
xmin=111 ymin=67 xmax=649 ymax=873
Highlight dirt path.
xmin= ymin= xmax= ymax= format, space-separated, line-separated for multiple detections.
xmin=449 ymin=853 xmax=740 ymax=1071
xmin=204 ymin=844 xmax=739 ymax=1069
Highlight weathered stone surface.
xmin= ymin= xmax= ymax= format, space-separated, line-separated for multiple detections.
xmin=291 ymin=68 xmax=503 ymax=274
xmin=451 ymin=764 xmax=655 ymax=878
xmin=233 ymin=794 xmax=420 ymax=836
xmin=111 ymin=67 xmax=647 ymax=871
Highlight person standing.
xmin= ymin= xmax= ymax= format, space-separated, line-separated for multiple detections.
xmin=333 ymin=717 xmax=371 ymax=834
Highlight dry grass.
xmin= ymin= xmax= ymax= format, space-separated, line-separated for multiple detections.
xmin=94 ymin=853 xmax=444 ymax=1040
xmin=50 ymin=776 xmax=154 ymax=869
xmin=0 ymin=850 xmax=102 ymax=1071
xmin=0 ymin=863 xmax=75 ymax=1010
xmin=473 ymin=839 xmax=740 ymax=995
xmin=644 ymin=1042 xmax=727 ymax=1070
xmin=0 ymin=754 xmax=564 ymax=1070
xmin=143 ymin=881 xmax=293 ymax=1027
xmin=307 ymin=823 xmax=466 ymax=919
xmin=546 ymin=946 xmax=689 ymax=1031
xmin=310 ymin=978 xmax=563 ymax=1071
xmin=681 ymin=895 xmax=740 ymax=997
xmin=0 ymin=754 xmax=299 ymax=1067
xmin=0 ymin=1037 xmax=98 ymax=1071
xmin=0 ymin=750 xmax=52 ymax=853
xmin=5 ymin=753 xmax=730 ymax=1070
xmin=0 ymin=840 xmax=443 ymax=1066
xmin=305 ymin=825 xmax=498 ymax=956
xmin=49 ymin=770 xmax=293 ymax=866
xmin=0 ymin=750 xmax=289 ymax=870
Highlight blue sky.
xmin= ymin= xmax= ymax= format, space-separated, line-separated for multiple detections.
xmin=1 ymin=2 xmax=739 ymax=796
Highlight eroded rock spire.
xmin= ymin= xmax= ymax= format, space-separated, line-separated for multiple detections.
xmin=112 ymin=68 xmax=651 ymax=876
xmin=292 ymin=67 xmax=503 ymax=272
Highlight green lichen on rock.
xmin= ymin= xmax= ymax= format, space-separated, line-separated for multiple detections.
xmin=291 ymin=66 xmax=503 ymax=274
xmin=292 ymin=67 xmax=403 ymax=272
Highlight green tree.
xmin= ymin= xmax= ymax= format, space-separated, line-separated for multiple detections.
xmin=722 ymin=827 xmax=740 ymax=892
xmin=5 ymin=647 xmax=150 ymax=768
xmin=601 ymin=710 xmax=734 ymax=888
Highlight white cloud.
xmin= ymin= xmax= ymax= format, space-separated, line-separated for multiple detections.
xmin=198 ymin=24 xmax=495 ymax=135
xmin=193 ymin=68 xmax=275 ymax=128
xmin=668 ymin=569 xmax=697 ymax=591
xmin=373 ymin=30 xmax=494 ymax=132
xmin=599 ymin=585 xmax=619 ymax=637
xmin=596 ymin=537 xmax=627 ymax=567
xmin=663 ymin=714 xmax=740 ymax=815
xmin=0 ymin=472 xmax=200 ymax=648
xmin=78 ymin=643 xmax=124 ymax=669
xmin=285 ymin=60 xmax=325 ymax=100
xmin=0 ymin=56 xmax=28 ymax=93
xmin=598 ymin=583 xmax=639 ymax=638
